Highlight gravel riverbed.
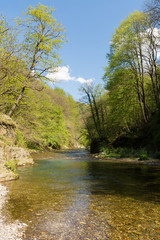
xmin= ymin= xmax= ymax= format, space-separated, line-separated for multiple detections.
xmin=0 ymin=183 xmax=26 ymax=240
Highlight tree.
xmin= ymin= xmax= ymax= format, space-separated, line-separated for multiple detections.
xmin=46 ymin=87 xmax=83 ymax=147
xmin=0 ymin=16 xmax=17 ymax=88
xmin=104 ymin=11 xmax=160 ymax=123
xmin=104 ymin=67 xmax=141 ymax=138
xmin=144 ymin=1 xmax=160 ymax=106
xmin=12 ymin=82 xmax=70 ymax=149
xmin=145 ymin=0 xmax=160 ymax=27
xmin=8 ymin=4 xmax=66 ymax=117
xmin=80 ymin=84 xmax=108 ymax=151
xmin=0 ymin=15 xmax=24 ymax=113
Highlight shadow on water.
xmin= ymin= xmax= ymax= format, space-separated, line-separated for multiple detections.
xmin=2 ymin=149 xmax=160 ymax=239
xmin=87 ymin=161 xmax=160 ymax=202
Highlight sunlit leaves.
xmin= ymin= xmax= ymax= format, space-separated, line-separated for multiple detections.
xmin=16 ymin=3 xmax=66 ymax=72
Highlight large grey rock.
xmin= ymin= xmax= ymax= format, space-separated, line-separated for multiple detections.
xmin=4 ymin=146 xmax=34 ymax=166
xmin=0 ymin=168 xmax=18 ymax=182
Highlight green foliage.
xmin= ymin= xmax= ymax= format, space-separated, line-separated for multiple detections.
xmin=100 ymin=147 xmax=120 ymax=158
xmin=17 ymin=4 xmax=66 ymax=62
xmin=97 ymin=10 xmax=160 ymax=152
xmin=15 ymin=3 xmax=66 ymax=77
xmin=80 ymin=10 xmax=160 ymax=152
xmin=139 ymin=153 xmax=149 ymax=161
xmin=100 ymin=146 xmax=149 ymax=160
xmin=0 ymin=6 xmax=84 ymax=150
xmin=80 ymin=84 xmax=108 ymax=147
xmin=1 ymin=5 xmax=160 ymax=154
xmin=54 ymin=87 xmax=67 ymax=96
xmin=5 ymin=160 xmax=17 ymax=173
xmin=0 ymin=4 xmax=67 ymax=118
xmin=138 ymin=148 xmax=149 ymax=160
xmin=8 ymin=82 xmax=83 ymax=149
xmin=27 ymin=142 xmax=43 ymax=151
xmin=15 ymin=129 xmax=27 ymax=147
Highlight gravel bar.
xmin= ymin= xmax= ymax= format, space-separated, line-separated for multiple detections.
xmin=0 ymin=183 xmax=26 ymax=240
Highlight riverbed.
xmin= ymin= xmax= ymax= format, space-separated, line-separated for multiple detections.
xmin=2 ymin=149 xmax=160 ymax=239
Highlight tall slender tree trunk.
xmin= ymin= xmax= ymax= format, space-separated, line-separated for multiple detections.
xmin=83 ymin=87 xmax=101 ymax=138
xmin=135 ymin=75 xmax=148 ymax=123
xmin=8 ymin=86 xmax=26 ymax=117
xmin=91 ymin=91 xmax=102 ymax=136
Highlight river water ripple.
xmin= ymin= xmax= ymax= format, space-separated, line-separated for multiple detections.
xmin=3 ymin=149 xmax=160 ymax=239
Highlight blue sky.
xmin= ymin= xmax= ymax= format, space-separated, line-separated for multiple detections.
xmin=1 ymin=0 xmax=145 ymax=101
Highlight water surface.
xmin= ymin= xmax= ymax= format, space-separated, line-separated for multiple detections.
xmin=3 ymin=149 xmax=160 ymax=239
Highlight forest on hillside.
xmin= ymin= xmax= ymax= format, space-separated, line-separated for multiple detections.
xmin=0 ymin=4 xmax=84 ymax=150
xmin=81 ymin=0 xmax=160 ymax=156
xmin=1 ymin=1 xmax=160 ymax=156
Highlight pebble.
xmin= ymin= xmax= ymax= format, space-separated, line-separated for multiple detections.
xmin=0 ymin=183 xmax=26 ymax=240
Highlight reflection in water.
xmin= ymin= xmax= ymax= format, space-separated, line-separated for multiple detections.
xmin=87 ymin=161 xmax=160 ymax=202
xmin=3 ymin=149 xmax=160 ymax=239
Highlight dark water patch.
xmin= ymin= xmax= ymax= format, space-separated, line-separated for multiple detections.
xmin=87 ymin=161 xmax=160 ymax=203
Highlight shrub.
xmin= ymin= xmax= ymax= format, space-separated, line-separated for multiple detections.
xmin=139 ymin=153 xmax=149 ymax=161
xmin=15 ymin=129 xmax=27 ymax=147
xmin=5 ymin=160 xmax=17 ymax=173
xmin=100 ymin=146 xmax=149 ymax=160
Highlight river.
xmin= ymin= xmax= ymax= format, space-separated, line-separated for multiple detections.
xmin=2 ymin=149 xmax=160 ymax=239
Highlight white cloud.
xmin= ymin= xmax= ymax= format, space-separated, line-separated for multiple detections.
xmin=46 ymin=66 xmax=75 ymax=82
xmin=46 ymin=66 xmax=93 ymax=85
xmin=77 ymin=77 xmax=93 ymax=85
xmin=143 ymin=27 xmax=160 ymax=59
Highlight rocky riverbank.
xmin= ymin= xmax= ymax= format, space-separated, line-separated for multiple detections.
xmin=0 ymin=146 xmax=33 ymax=239
xmin=0 ymin=146 xmax=34 ymax=182
xmin=0 ymin=114 xmax=34 ymax=238
xmin=0 ymin=113 xmax=34 ymax=182
xmin=0 ymin=184 xmax=26 ymax=239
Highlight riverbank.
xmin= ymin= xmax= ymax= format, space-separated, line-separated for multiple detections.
xmin=0 ymin=146 xmax=34 ymax=239
xmin=94 ymin=154 xmax=160 ymax=166
xmin=0 ymin=183 xmax=26 ymax=240
xmin=0 ymin=146 xmax=34 ymax=182
xmin=0 ymin=113 xmax=34 ymax=182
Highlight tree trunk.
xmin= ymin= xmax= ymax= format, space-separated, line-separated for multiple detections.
xmin=8 ymin=86 xmax=26 ymax=117
xmin=83 ymin=87 xmax=101 ymax=138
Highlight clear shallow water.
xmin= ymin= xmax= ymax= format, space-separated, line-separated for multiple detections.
xmin=3 ymin=149 xmax=160 ymax=239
